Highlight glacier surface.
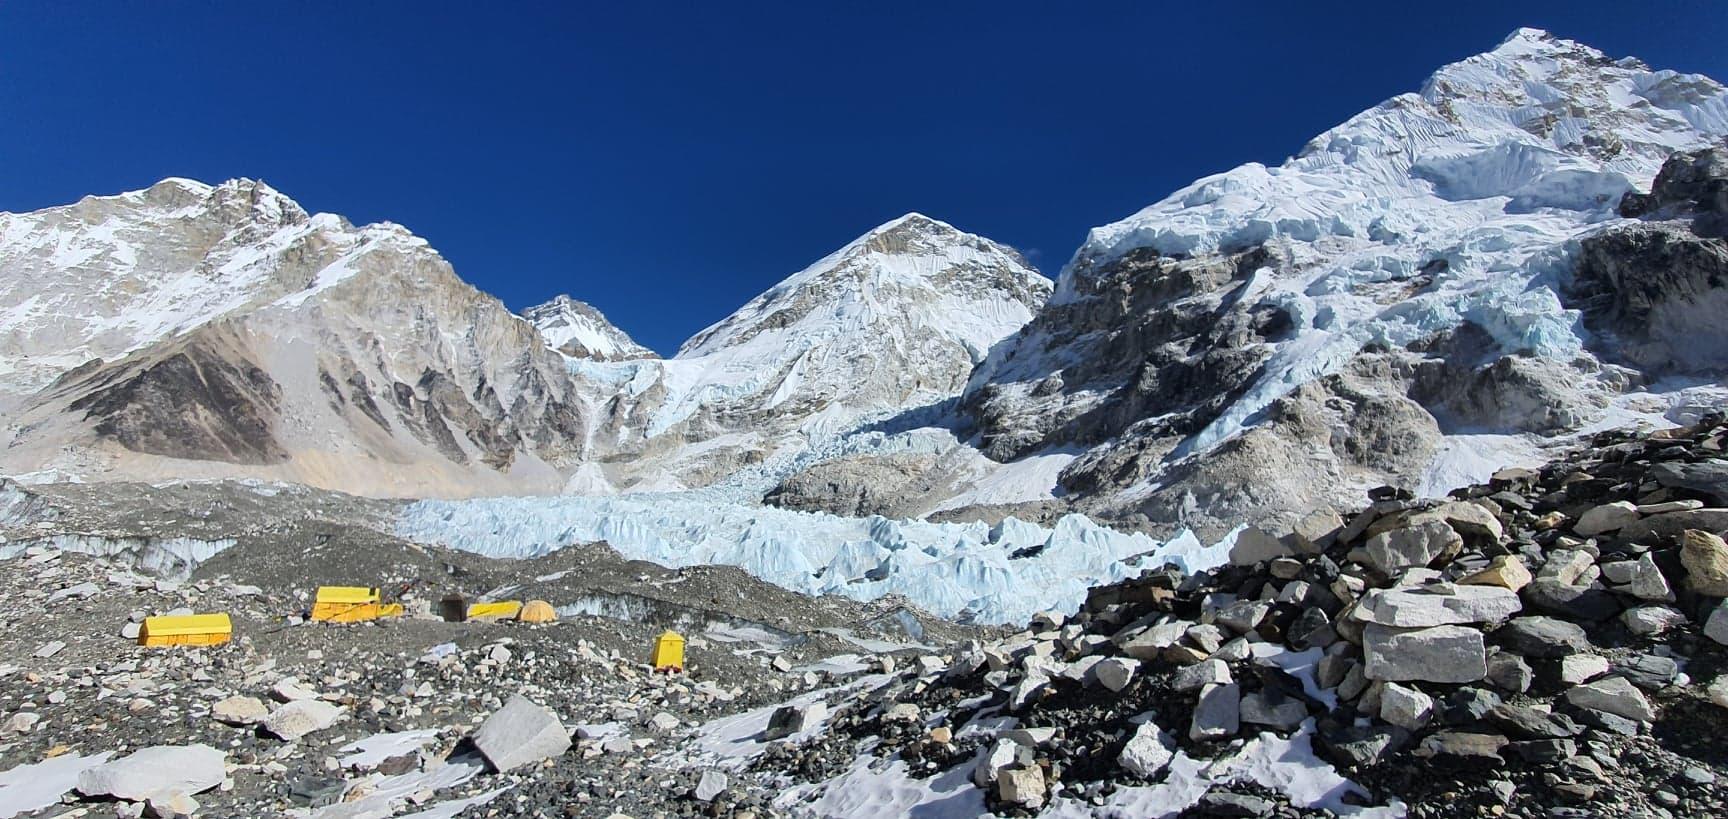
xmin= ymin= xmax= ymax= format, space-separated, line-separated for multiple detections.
xmin=396 ymin=495 xmax=1231 ymax=624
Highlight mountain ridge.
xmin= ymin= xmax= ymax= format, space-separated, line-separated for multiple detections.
xmin=0 ymin=180 xmax=1048 ymax=497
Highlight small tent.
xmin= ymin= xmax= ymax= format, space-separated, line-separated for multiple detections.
xmin=517 ymin=600 xmax=558 ymax=624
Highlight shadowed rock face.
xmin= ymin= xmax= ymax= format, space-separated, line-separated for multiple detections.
xmin=1571 ymin=227 xmax=1728 ymax=374
xmin=1572 ymin=146 xmax=1728 ymax=376
xmin=964 ymin=244 xmax=1284 ymax=465
xmin=68 ymin=335 xmax=287 ymax=465
xmin=1618 ymin=143 xmax=1728 ymax=235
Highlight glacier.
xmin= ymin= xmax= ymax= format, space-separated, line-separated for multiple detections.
xmin=395 ymin=495 xmax=1232 ymax=624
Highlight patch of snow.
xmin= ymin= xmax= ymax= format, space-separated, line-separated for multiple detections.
xmin=394 ymin=788 xmax=509 ymax=819
xmin=1417 ymin=433 xmax=1548 ymax=499
xmin=0 ymin=752 xmax=114 ymax=819
xmin=1249 ymin=644 xmax=1337 ymax=709
xmin=675 ymin=675 xmax=888 ymax=768
xmin=336 ymin=729 xmax=439 ymax=769
xmin=297 ymin=752 xmax=486 ymax=819
xmin=1047 ymin=721 xmax=1401 ymax=817
xmin=932 ymin=450 xmax=1075 ymax=512
xmin=773 ymin=756 xmax=986 ymax=818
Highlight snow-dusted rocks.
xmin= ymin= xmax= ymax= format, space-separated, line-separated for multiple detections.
xmin=593 ymin=212 xmax=1052 ymax=495
xmin=472 ymin=695 xmax=572 ymax=773
xmin=0 ymin=181 xmax=1047 ymax=504
xmin=75 ymin=745 xmax=225 ymax=802
xmin=0 ymin=178 xmax=594 ymax=498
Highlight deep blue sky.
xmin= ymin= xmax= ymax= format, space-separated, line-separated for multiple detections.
xmin=3 ymin=4 xmax=1725 ymax=354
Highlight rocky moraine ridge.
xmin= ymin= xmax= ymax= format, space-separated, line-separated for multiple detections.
xmin=743 ymin=416 xmax=1728 ymax=818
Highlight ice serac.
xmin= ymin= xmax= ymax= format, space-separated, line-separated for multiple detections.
xmin=523 ymin=295 xmax=657 ymax=362
xmin=396 ymin=492 xmax=1231 ymax=625
xmin=0 ymin=179 xmax=592 ymax=497
xmin=960 ymin=28 xmax=1728 ymax=539
xmin=567 ymin=212 xmax=1051 ymax=493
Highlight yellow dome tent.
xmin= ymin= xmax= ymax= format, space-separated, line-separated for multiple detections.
xmin=517 ymin=600 xmax=558 ymax=624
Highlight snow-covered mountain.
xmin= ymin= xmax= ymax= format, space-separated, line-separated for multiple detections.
xmin=952 ymin=28 xmax=1728 ymax=537
xmin=0 ymin=178 xmax=337 ymax=401
xmin=523 ymin=295 xmax=657 ymax=362
xmin=0 ymin=184 xmax=1048 ymax=498
xmin=753 ymin=29 xmax=1728 ymax=537
xmin=560 ymin=213 xmax=1052 ymax=493
xmin=0 ymin=178 xmax=596 ymax=495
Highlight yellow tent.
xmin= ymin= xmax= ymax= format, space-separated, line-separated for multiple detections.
xmin=466 ymin=601 xmax=523 ymax=621
xmin=651 ymin=630 xmax=685 ymax=672
xmin=138 ymin=613 xmax=232 ymax=647
xmin=517 ymin=600 xmax=558 ymax=623
xmin=310 ymin=586 xmax=402 ymax=623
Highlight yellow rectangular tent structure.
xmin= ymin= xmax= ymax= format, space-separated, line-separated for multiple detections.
xmin=310 ymin=586 xmax=403 ymax=623
xmin=465 ymin=601 xmax=523 ymax=621
xmin=652 ymin=630 xmax=685 ymax=672
xmin=138 ymin=613 xmax=232 ymax=647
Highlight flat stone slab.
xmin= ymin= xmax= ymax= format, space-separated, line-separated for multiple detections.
xmin=1364 ymin=624 xmax=1487 ymax=683
xmin=75 ymin=745 xmax=225 ymax=801
xmin=471 ymin=695 xmax=571 ymax=773
xmin=1354 ymin=584 xmax=1521 ymax=627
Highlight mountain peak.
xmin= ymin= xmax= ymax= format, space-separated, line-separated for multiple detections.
xmin=1494 ymin=27 xmax=1557 ymax=51
xmin=523 ymin=295 xmax=657 ymax=362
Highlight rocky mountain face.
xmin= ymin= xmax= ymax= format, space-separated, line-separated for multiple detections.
xmin=936 ymin=29 xmax=1728 ymax=539
xmin=0 ymin=184 xmax=1047 ymax=498
xmin=522 ymin=295 xmax=656 ymax=362
xmin=0 ymin=178 xmax=595 ymax=496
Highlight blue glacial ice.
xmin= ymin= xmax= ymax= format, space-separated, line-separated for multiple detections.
xmin=396 ymin=494 xmax=1233 ymax=625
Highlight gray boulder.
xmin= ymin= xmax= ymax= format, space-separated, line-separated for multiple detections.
xmin=1353 ymin=584 xmax=1521 ymax=627
xmin=471 ymin=695 xmax=572 ymax=772
xmin=1189 ymin=683 xmax=1241 ymax=741
xmin=1364 ymin=521 xmax=1462 ymax=575
xmin=1565 ymin=676 xmax=1655 ymax=722
xmin=1497 ymin=616 xmax=1591 ymax=658
xmin=1363 ymin=624 xmax=1486 ymax=683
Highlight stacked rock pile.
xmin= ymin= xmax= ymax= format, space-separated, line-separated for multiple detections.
xmin=760 ymin=415 xmax=1728 ymax=817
